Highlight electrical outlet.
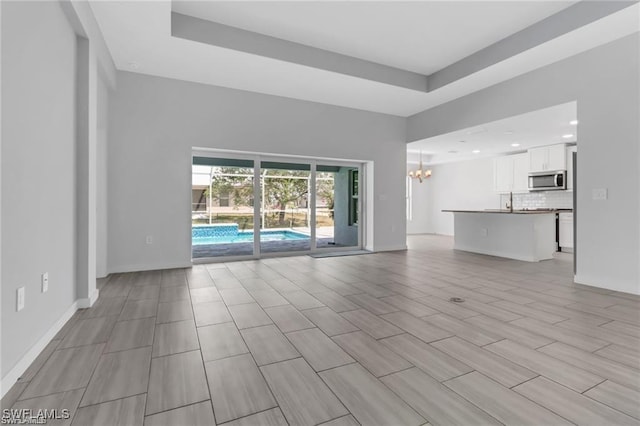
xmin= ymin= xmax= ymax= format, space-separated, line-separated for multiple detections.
xmin=17 ymin=287 xmax=25 ymax=312
xmin=146 ymin=235 xmax=153 ymax=244
xmin=42 ymin=272 xmax=49 ymax=293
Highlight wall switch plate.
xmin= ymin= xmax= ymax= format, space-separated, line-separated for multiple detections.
xmin=17 ymin=287 xmax=25 ymax=311
xmin=592 ymin=188 xmax=608 ymax=200
xmin=146 ymin=235 xmax=153 ymax=244
xmin=42 ymin=273 xmax=49 ymax=293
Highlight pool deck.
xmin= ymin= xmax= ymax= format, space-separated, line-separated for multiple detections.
xmin=192 ymin=226 xmax=351 ymax=258
xmin=192 ymin=237 xmax=347 ymax=258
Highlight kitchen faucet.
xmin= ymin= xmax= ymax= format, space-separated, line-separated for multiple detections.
xmin=506 ymin=192 xmax=513 ymax=212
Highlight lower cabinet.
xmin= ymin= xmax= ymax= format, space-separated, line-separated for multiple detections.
xmin=559 ymin=212 xmax=573 ymax=251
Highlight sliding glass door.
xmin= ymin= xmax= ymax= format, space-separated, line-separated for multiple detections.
xmin=192 ymin=154 xmax=362 ymax=260
xmin=191 ymin=158 xmax=255 ymax=259
xmin=259 ymin=161 xmax=311 ymax=254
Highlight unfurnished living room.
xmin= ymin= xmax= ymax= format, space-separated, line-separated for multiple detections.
xmin=1 ymin=1 xmax=639 ymax=425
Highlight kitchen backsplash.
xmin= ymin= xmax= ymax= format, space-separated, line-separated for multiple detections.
xmin=501 ymin=191 xmax=573 ymax=210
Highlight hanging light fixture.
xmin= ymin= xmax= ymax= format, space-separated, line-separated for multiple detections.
xmin=408 ymin=150 xmax=432 ymax=183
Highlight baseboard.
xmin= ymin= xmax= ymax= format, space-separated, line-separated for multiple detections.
xmin=453 ymin=246 xmax=545 ymax=262
xmin=1 ymin=300 xmax=80 ymax=399
xmin=77 ymin=288 xmax=100 ymax=309
xmin=374 ymin=244 xmax=408 ymax=252
xmin=108 ymin=260 xmax=193 ymax=274
xmin=574 ymin=274 xmax=640 ymax=295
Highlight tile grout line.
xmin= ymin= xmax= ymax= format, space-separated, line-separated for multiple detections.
xmin=185 ymin=270 xmax=217 ymax=424
xmin=216 ymin=284 xmax=288 ymax=425
xmin=140 ymin=273 xmax=162 ymax=419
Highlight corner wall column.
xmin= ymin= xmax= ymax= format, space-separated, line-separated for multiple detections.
xmin=76 ymin=37 xmax=98 ymax=306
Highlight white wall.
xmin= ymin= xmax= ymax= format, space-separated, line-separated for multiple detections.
xmin=1 ymin=1 xmax=77 ymax=377
xmin=408 ymin=34 xmax=640 ymax=294
xmin=407 ymin=158 xmax=500 ymax=235
xmin=107 ymin=72 xmax=407 ymax=273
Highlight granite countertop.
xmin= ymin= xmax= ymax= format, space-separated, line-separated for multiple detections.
xmin=442 ymin=209 xmax=573 ymax=214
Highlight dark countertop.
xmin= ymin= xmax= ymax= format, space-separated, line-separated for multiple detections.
xmin=443 ymin=209 xmax=573 ymax=214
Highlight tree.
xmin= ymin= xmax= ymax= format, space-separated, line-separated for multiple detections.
xmin=205 ymin=167 xmax=254 ymax=208
xmin=316 ymin=173 xmax=335 ymax=219
xmin=207 ymin=167 xmax=321 ymax=227
xmin=262 ymin=170 xmax=309 ymax=225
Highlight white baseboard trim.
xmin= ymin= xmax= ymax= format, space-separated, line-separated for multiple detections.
xmin=574 ymin=274 xmax=640 ymax=295
xmin=374 ymin=244 xmax=408 ymax=252
xmin=453 ymin=243 xmax=553 ymax=262
xmin=77 ymin=288 xmax=100 ymax=309
xmin=0 ymin=300 xmax=80 ymax=399
xmin=108 ymin=260 xmax=193 ymax=274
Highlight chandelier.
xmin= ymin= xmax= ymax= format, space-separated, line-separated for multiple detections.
xmin=408 ymin=151 xmax=432 ymax=183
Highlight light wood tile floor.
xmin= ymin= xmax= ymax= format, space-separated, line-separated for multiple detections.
xmin=3 ymin=235 xmax=640 ymax=425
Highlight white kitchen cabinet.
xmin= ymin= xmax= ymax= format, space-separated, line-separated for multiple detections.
xmin=559 ymin=212 xmax=574 ymax=250
xmin=529 ymin=144 xmax=567 ymax=173
xmin=566 ymin=145 xmax=577 ymax=191
xmin=494 ymin=153 xmax=528 ymax=193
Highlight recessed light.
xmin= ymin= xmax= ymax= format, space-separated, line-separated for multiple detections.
xmin=128 ymin=61 xmax=140 ymax=70
xmin=504 ymin=131 xmax=514 ymax=135
xmin=569 ymin=120 xmax=579 ymax=125
xmin=472 ymin=150 xmax=481 ymax=154
xmin=562 ymin=134 xmax=574 ymax=139
xmin=511 ymin=143 xmax=521 ymax=147
xmin=448 ymin=150 xmax=459 ymax=154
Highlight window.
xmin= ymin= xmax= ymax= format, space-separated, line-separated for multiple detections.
xmin=349 ymin=169 xmax=359 ymax=226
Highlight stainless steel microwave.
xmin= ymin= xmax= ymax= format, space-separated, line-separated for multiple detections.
xmin=528 ymin=171 xmax=566 ymax=191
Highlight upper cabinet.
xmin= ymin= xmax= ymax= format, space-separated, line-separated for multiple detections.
xmin=494 ymin=153 xmax=528 ymax=193
xmin=495 ymin=144 xmax=575 ymax=194
xmin=528 ymin=144 xmax=567 ymax=173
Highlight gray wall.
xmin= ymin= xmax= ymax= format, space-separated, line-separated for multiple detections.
xmin=107 ymin=72 xmax=407 ymax=272
xmin=1 ymin=1 xmax=77 ymax=376
xmin=408 ymin=34 xmax=640 ymax=294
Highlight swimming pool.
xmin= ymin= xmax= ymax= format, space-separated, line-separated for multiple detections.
xmin=192 ymin=224 xmax=309 ymax=245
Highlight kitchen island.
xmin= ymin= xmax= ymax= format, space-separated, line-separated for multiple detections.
xmin=443 ymin=210 xmax=557 ymax=262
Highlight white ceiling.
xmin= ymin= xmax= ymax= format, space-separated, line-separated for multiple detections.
xmin=407 ymin=102 xmax=577 ymax=165
xmin=172 ymin=1 xmax=575 ymax=75
xmin=90 ymin=1 xmax=639 ymax=116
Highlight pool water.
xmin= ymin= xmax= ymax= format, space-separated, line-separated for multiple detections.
xmin=193 ymin=228 xmax=309 ymax=245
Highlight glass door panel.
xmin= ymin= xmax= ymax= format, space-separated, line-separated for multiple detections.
xmin=315 ymin=165 xmax=360 ymax=249
xmin=191 ymin=157 xmax=255 ymax=258
xmin=259 ymin=161 xmax=311 ymax=253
